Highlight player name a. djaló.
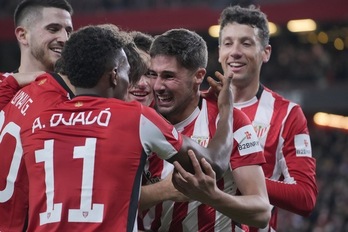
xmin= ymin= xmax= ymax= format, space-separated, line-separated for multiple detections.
xmin=31 ymin=109 xmax=111 ymax=133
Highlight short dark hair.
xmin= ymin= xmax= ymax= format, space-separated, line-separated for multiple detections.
xmin=14 ymin=0 xmax=73 ymax=27
xmin=219 ymin=5 xmax=269 ymax=47
xmin=129 ymin=31 xmax=154 ymax=53
xmin=62 ymin=25 xmax=126 ymax=88
xmin=150 ymin=28 xmax=208 ymax=71
xmin=98 ymin=25 xmax=147 ymax=85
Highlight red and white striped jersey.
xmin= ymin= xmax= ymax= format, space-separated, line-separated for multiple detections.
xmin=234 ymin=85 xmax=317 ymax=232
xmin=22 ymin=96 xmax=184 ymax=232
xmin=139 ymin=97 xmax=265 ymax=232
xmin=0 ymin=73 xmax=73 ymax=232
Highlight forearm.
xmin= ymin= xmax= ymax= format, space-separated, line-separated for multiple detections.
xmin=139 ymin=178 xmax=187 ymax=211
xmin=204 ymin=109 xmax=233 ymax=177
xmin=139 ymin=183 xmax=168 ymax=211
xmin=209 ymin=189 xmax=271 ymax=228
xmin=266 ymin=178 xmax=317 ymax=216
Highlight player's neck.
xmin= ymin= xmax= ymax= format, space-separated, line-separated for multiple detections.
xmin=18 ymin=59 xmax=51 ymax=73
xmin=232 ymin=80 xmax=260 ymax=104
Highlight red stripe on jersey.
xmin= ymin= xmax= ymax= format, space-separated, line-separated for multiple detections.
xmin=140 ymin=98 xmax=265 ymax=231
xmin=236 ymin=85 xmax=317 ymax=231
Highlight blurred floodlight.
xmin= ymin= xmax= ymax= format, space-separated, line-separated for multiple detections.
xmin=334 ymin=38 xmax=345 ymax=50
xmin=318 ymin=31 xmax=329 ymax=44
xmin=208 ymin=25 xmax=220 ymax=38
xmin=268 ymin=22 xmax=278 ymax=36
xmin=313 ymin=112 xmax=348 ymax=130
xmin=287 ymin=19 xmax=317 ymax=32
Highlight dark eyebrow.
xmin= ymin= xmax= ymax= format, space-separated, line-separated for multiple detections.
xmin=46 ymin=23 xmax=73 ymax=32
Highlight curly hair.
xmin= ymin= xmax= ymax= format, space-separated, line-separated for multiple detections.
xmin=14 ymin=0 xmax=73 ymax=27
xmin=62 ymin=25 xmax=127 ymax=88
xmin=218 ymin=5 xmax=270 ymax=48
xmin=150 ymin=28 xmax=208 ymax=72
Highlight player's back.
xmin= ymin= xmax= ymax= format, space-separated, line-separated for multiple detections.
xmin=22 ymin=96 xmax=182 ymax=232
xmin=0 ymin=73 xmax=73 ymax=231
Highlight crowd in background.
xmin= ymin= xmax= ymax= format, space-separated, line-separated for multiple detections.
xmin=1 ymin=1 xmax=348 ymax=231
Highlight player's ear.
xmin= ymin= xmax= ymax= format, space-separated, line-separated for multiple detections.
xmin=15 ymin=26 xmax=29 ymax=46
xmin=110 ymin=68 xmax=118 ymax=87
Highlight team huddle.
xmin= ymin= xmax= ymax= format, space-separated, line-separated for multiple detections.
xmin=0 ymin=0 xmax=318 ymax=231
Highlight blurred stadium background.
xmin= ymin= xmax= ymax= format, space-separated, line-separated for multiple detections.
xmin=1 ymin=0 xmax=348 ymax=231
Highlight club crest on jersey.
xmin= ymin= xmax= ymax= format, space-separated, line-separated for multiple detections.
xmin=191 ymin=135 xmax=209 ymax=147
xmin=75 ymin=101 xmax=83 ymax=107
xmin=252 ymin=122 xmax=270 ymax=139
xmin=295 ymin=134 xmax=312 ymax=157
xmin=83 ymin=211 xmax=89 ymax=218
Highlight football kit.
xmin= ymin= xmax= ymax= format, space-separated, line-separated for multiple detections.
xmin=22 ymin=96 xmax=184 ymax=232
xmin=0 ymin=73 xmax=74 ymax=232
xmin=139 ymin=97 xmax=265 ymax=232
xmin=235 ymin=85 xmax=317 ymax=232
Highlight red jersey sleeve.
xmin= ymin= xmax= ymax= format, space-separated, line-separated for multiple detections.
xmin=266 ymin=105 xmax=317 ymax=216
xmin=0 ymin=74 xmax=20 ymax=110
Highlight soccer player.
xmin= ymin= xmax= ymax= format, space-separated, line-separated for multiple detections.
xmin=21 ymin=25 xmax=234 ymax=231
xmin=126 ymin=31 xmax=155 ymax=107
xmin=174 ymin=5 xmax=318 ymax=232
xmin=138 ymin=28 xmax=271 ymax=231
xmin=0 ymin=0 xmax=73 ymax=231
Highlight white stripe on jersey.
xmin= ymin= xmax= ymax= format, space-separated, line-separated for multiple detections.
xmin=253 ymin=89 xmax=274 ymax=148
xmin=139 ymin=114 xmax=179 ymax=160
xmin=271 ymin=102 xmax=297 ymax=183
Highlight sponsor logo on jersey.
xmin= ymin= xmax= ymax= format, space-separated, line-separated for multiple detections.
xmin=191 ymin=135 xmax=209 ymax=147
xmin=295 ymin=134 xmax=312 ymax=157
xmin=235 ymin=125 xmax=262 ymax=156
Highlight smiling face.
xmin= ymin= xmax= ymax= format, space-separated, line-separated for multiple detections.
xmin=20 ymin=7 xmax=73 ymax=72
xmin=126 ymin=50 xmax=154 ymax=106
xmin=148 ymin=55 xmax=204 ymax=124
xmin=218 ymin=22 xmax=271 ymax=89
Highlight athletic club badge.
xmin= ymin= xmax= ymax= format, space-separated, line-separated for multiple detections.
xmin=252 ymin=122 xmax=270 ymax=139
xmin=191 ymin=135 xmax=209 ymax=148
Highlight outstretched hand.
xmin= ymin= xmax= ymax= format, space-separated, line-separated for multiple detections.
xmin=172 ymin=150 xmax=219 ymax=205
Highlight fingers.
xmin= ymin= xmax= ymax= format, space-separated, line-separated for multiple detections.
xmin=187 ymin=150 xmax=204 ymax=175
xmin=200 ymin=158 xmax=216 ymax=179
xmin=206 ymin=76 xmax=221 ymax=91
xmin=172 ymin=163 xmax=187 ymax=193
